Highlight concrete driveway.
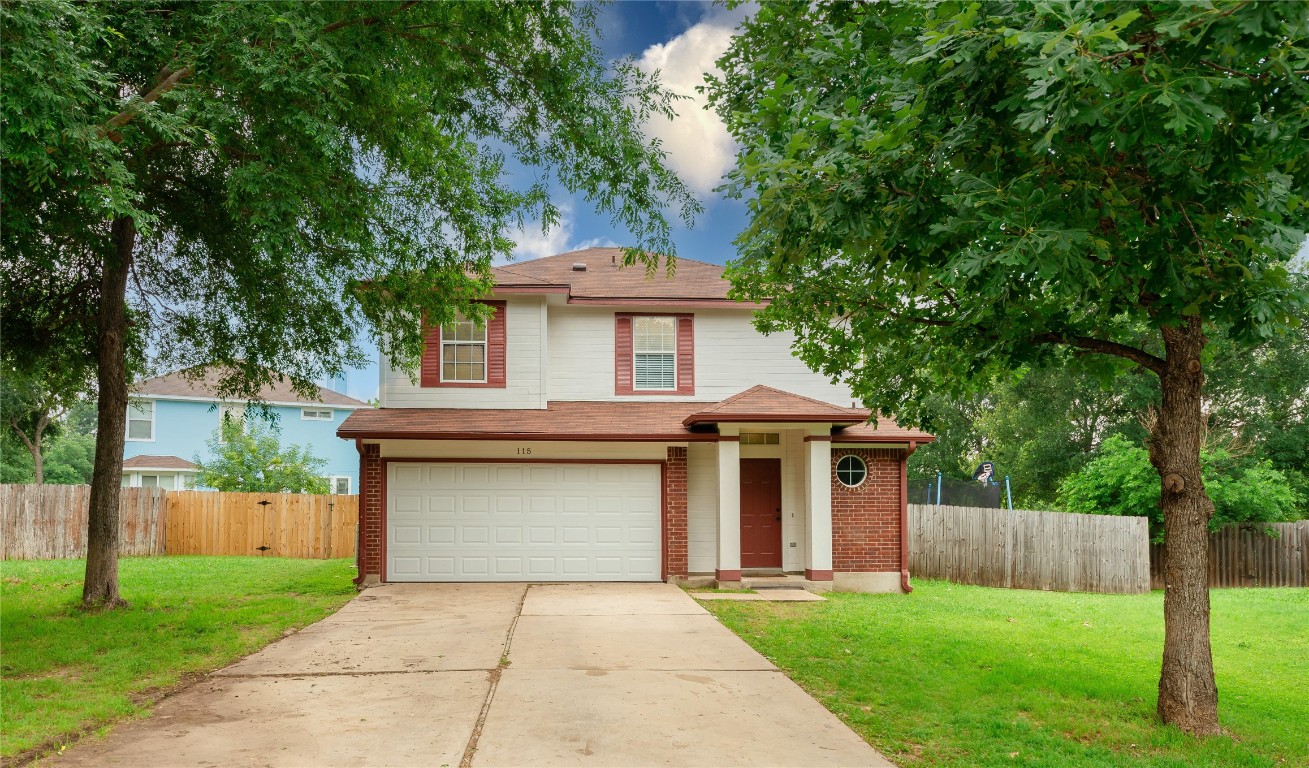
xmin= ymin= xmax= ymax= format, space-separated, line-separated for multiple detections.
xmin=45 ymin=583 xmax=891 ymax=767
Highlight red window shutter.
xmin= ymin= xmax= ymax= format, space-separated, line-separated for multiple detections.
xmin=419 ymin=301 xmax=507 ymax=388
xmin=486 ymin=301 xmax=507 ymax=387
xmin=419 ymin=317 xmax=441 ymax=387
xmin=676 ymin=315 xmax=694 ymax=395
xmin=615 ymin=315 xmax=634 ymax=395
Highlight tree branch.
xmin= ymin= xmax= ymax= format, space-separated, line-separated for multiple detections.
xmin=321 ymin=1 xmax=419 ymax=33
xmin=1197 ymin=59 xmax=1259 ymax=81
xmin=1033 ymin=333 xmax=1166 ymax=374
xmin=101 ymin=66 xmax=194 ymax=139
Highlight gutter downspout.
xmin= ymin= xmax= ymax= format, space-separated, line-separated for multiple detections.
xmin=900 ymin=440 xmax=918 ymax=594
xmin=352 ymin=438 xmax=366 ymax=587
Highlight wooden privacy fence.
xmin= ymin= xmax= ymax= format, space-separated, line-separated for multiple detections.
xmin=0 ymin=484 xmax=356 ymax=560
xmin=1 ymin=484 xmax=167 ymax=559
xmin=166 ymin=491 xmax=357 ymax=558
xmin=1150 ymin=521 xmax=1307 ymax=589
xmin=909 ymin=504 xmax=1152 ymax=594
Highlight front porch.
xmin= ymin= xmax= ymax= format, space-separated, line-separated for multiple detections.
xmin=675 ymin=387 xmax=924 ymax=594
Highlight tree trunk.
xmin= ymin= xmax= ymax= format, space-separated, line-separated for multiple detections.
xmin=83 ymin=216 xmax=134 ymax=609
xmin=10 ymin=414 xmax=49 ymax=484
xmin=1149 ymin=316 xmax=1219 ymax=735
xmin=29 ymin=419 xmax=45 ymax=484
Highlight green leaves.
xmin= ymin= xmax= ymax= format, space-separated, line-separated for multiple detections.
xmin=2 ymin=1 xmax=698 ymax=393
xmin=1058 ymin=434 xmax=1303 ymax=541
xmin=708 ymin=1 xmax=1308 ymax=430
xmin=195 ymin=421 xmax=330 ymax=495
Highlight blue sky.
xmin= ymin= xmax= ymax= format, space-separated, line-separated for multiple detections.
xmin=339 ymin=2 xmax=748 ymax=401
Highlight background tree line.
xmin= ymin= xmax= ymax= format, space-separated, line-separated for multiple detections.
xmin=908 ymin=298 xmax=1309 ymax=532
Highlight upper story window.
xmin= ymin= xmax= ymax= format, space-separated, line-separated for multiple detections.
xmin=441 ymin=315 xmax=488 ymax=383
xmin=301 ymin=407 xmax=333 ymax=421
xmin=615 ymin=313 xmax=694 ymax=396
xmin=218 ymin=403 xmax=245 ymax=444
xmin=126 ymin=400 xmax=154 ymax=441
xmin=633 ymin=316 xmax=677 ymax=390
xmin=419 ymin=301 xmax=507 ymax=389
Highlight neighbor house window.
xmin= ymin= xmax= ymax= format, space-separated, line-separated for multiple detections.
xmin=633 ymin=316 xmax=676 ymax=390
xmin=328 ymin=476 xmax=351 ymax=495
xmin=836 ymin=455 xmax=868 ymax=487
xmin=301 ymin=407 xmax=333 ymax=421
xmin=740 ymin=432 xmax=780 ymax=445
xmin=441 ymin=314 xmax=487 ymax=383
xmin=127 ymin=400 xmax=154 ymax=441
xmin=218 ymin=403 xmax=245 ymax=443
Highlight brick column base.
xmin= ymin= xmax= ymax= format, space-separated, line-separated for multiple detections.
xmin=358 ymin=443 xmax=382 ymax=583
xmin=664 ymin=446 xmax=688 ymax=580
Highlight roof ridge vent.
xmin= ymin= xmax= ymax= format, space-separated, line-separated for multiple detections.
xmin=571 ymin=262 xmax=587 ymax=271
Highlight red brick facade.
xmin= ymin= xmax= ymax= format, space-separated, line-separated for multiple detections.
xmin=358 ymin=443 xmax=382 ymax=580
xmin=664 ymin=446 xmax=688 ymax=578
xmin=832 ymin=448 xmax=903 ymax=572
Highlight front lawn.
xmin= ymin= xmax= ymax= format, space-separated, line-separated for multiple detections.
xmin=0 ymin=556 xmax=356 ymax=762
xmin=701 ymin=581 xmax=1308 ymax=768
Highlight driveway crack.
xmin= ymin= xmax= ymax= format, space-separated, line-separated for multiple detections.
xmin=459 ymin=584 xmax=528 ymax=768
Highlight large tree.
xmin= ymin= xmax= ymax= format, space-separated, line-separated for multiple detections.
xmin=708 ymin=1 xmax=1308 ymax=734
xmin=2 ymin=1 xmax=696 ymax=608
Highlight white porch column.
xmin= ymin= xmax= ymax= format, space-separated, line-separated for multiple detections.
xmin=715 ymin=434 xmax=741 ymax=582
xmin=804 ymin=430 xmax=833 ymax=580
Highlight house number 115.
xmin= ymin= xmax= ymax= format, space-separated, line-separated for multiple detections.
xmin=516 ymin=447 xmax=532 ymax=455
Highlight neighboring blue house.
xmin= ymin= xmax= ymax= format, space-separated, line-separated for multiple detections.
xmin=123 ymin=366 xmax=369 ymax=493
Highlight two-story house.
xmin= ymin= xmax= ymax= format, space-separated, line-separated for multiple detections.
xmin=338 ymin=248 xmax=933 ymax=592
xmin=125 ymin=366 xmax=369 ymax=492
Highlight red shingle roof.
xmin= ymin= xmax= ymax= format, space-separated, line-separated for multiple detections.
xmin=683 ymin=385 xmax=867 ymax=426
xmin=834 ymin=420 xmax=935 ymax=444
xmin=122 ymin=455 xmax=198 ymax=470
xmin=491 ymin=249 xmax=754 ymax=304
xmin=134 ymin=366 xmax=368 ymax=407
xmin=339 ymin=392 xmax=934 ymax=444
xmin=338 ymin=401 xmax=719 ymax=442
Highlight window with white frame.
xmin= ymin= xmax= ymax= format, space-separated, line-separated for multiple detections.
xmin=441 ymin=314 xmax=487 ymax=382
xmin=301 ymin=407 xmax=333 ymax=421
xmin=836 ymin=454 xmax=868 ymax=487
xmin=126 ymin=400 xmax=154 ymax=441
xmin=633 ymin=316 xmax=676 ymax=390
xmin=328 ymin=476 xmax=351 ymax=495
xmin=217 ymin=403 xmax=245 ymax=443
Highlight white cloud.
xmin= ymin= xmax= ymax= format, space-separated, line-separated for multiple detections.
xmin=503 ymin=203 xmax=620 ymax=264
xmin=635 ymin=8 xmax=746 ymax=198
xmin=507 ymin=213 xmax=574 ymax=262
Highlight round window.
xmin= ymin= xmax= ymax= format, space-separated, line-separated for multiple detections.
xmin=836 ymin=455 xmax=867 ymax=487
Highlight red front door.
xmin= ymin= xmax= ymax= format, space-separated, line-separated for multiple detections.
xmin=740 ymin=458 xmax=783 ymax=568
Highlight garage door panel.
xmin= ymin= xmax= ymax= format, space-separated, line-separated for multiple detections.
xmin=387 ymin=462 xmax=662 ymax=582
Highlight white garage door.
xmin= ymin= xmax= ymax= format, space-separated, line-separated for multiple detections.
xmin=387 ymin=462 xmax=662 ymax=582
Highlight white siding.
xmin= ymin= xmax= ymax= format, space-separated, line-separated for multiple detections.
xmin=547 ymin=306 xmax=856 ymax=406
xmin=381 ymin=298 xmax=546 ymax=409
xmin=687 ymin=442 xmax=718 ymax=574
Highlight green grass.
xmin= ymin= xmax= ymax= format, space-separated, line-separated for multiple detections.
xmin=0 ymin=556 xmax=357 ymax=761
xmin=702 ymin=581 xmax=1309 ymax=768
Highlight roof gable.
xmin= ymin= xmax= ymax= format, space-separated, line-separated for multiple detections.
xmin=683 ymin=385 xmax=868 ymax=426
